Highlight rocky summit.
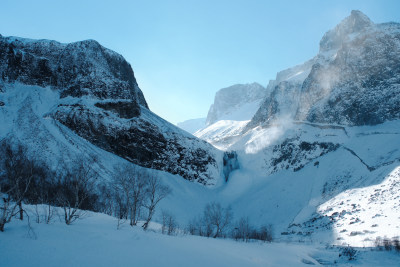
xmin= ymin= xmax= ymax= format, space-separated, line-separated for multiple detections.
xmin=248 ymin=10 xmax=400 ymax=129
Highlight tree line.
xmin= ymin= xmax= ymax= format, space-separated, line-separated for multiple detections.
xmin=185 ymin=202 xmax=273 ymax=242
xmin=0 ymin=139 xmax=272 ymax=243
xmin=0 ymin=139 xmax=170 ymax=232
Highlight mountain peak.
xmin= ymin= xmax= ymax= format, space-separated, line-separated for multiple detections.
xmin=319 ymin=10 xmax=373 ymax=52
xmin=206 ymin=83 xmax=266 ymax=125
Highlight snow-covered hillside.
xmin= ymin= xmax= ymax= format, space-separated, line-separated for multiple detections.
xmin=0 ymin=35 xmax=221 ymax=185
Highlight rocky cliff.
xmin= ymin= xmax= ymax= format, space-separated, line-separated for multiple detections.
xmin=0 ymin=35 xmax=220 ymax=185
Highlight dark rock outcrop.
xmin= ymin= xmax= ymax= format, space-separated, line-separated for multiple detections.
xmin=53 ymin=103 xmax=217 ymax=184
xmin=270 ymin=140 xmax=340 ymax=173
xmin=0 ymin=36 xmax=148 ymax=108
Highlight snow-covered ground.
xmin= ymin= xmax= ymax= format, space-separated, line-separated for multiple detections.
xmin=1 ymin=206 xmax=400 ymax=267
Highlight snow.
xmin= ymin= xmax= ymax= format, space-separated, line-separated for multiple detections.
xmin=1 ymin=206 xmax=400 ymax=266
xmin=0 ymin=206 xmax=318 ymax=267
xmin=194 ymin=120 xmax=249 ymax=150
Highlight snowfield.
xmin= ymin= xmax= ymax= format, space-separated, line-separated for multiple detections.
xmin=1 ymin=206 xmax=400 ymax=267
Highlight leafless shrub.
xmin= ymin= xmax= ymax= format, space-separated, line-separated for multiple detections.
xmin=56 ymin=156 xmax=98 ymax=225
xmin=161 ymin=211 xmax=178 ymax=235
xmin=0 ymin=141 xmax=41 ymax=231
xmin=142 ymin=173 xmax=171 ymax=230
xmin=232 ymin=217 xmax=252 ymax=242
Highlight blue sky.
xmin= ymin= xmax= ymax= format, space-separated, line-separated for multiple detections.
xmin=1 ymin=0 xmax=400 ymax=124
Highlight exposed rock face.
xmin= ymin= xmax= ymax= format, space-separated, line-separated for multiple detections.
xmin=53 ymin=103 xmax=217 ymax=184
xmin=206 ymin=83 xmax=266 ymax=125
xmin=247 ymin=10 xmax=400 ymax=129
xmin=270 ymin=139 xmax=339 ymax=173
xmin=0 ymin=36 xmax=148 ymax=107
xmin=245 ymin=59 xmax=314 ymax=130
xmin=94 ymin=101 xmax=140 ymax=119
xmin=0 ymin=35 xmax=220 ymax=185
xmin=297 ymin=15 xmax=400 ymax=125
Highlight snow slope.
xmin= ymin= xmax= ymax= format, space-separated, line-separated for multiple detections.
xmin=2 ymin=206 xmax=400 ymax=267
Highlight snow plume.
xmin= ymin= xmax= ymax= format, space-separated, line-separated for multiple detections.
xmin=296 ymin=64 xmax=340 ymax=121
xmin=244 ymin=114 xmax=292 ymax=154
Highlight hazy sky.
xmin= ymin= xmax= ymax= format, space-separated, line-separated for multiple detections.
xmin=1 ymin=0 xmax=400 ymax=124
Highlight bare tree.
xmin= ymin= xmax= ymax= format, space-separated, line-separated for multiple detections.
xmin=0 ymin=142 xmax=40 ymax=231
xmin=112 ymin=164 xmax=147 ymax=226
xmin=161 ymin=211 xmax=178 ymax=235
xmin=142 ymin=174 xmax=171 ymax=230
xmin=56 ymin=157 xmax=97 ymax=225
xmin=233 ymin=217 xmax=252 ymax=242
xmin=203 ymin=202 xmax=233 ymax=238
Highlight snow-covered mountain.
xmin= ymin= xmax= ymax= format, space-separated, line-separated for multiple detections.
xmin=206 ymin=83 xmax=266 ymax=126
xmin=250 ymin=10 xmax=400 ymax=129
xmin=0 ymin=35 xmax=221 ymax=185
xmin=176 ymin=117 xmax=206 ymax=134
xmin=192 ymin=83 xmax=267 ymax=149
xmin=187 ymin=10 xmax=400 ymax=246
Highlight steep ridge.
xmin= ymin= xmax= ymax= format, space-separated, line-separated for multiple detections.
xmin=249 ymin=10 xmax=400 ymax=129
xmin=206 ymin=82 xmax=266 ymax=126
xmin=194 ymin=83 xmax=267 ymax=150
xmin=0 ymin=35 xmax=221 ymax=185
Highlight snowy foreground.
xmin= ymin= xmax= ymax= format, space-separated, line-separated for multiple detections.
xmin=1 ymin=207 xmax=399 ymax=267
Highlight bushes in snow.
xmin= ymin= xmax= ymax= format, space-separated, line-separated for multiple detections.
xmin=186 ymin=203 xmax=273 ymax=242
xmin=339 ymin=246 xmax=357 ymax=261
xmin=0 ymin=141 xmax=49 ymax=231
xmin=186 ymin=202 xmax=233 ymax=238
xmin=106 ymin=164 xmax=171 ymax=230
xmin=55 ymin=156 xmax=98 ymax=225
xmin=0 ymin=140 xmax=171 ymax=231
xmin=374 ymin=236 xmax=400 ymax=252
xmin=161 ymin=211 xmax=178 ymax=235
xmin=232 ymin=217 xmax=273 ymax=242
